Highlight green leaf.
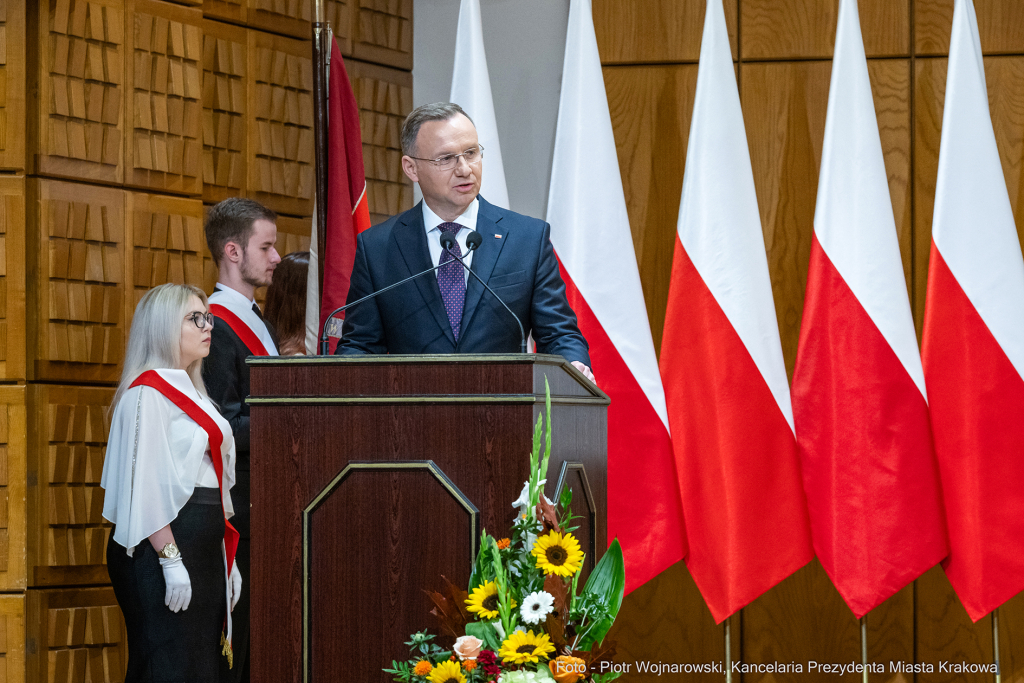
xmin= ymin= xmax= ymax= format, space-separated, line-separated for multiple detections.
xmin=469 ymin=531 xmax=497 ymax=591
xmin=576 ymin=539 xmax=626 ymax=650
xmin=465 ymin=620 xmax=502 ymax=652
xmin=592 ymin=671 xmax=624 ymax=683
xmin=559 ymin=486 xmax=573 ymax=511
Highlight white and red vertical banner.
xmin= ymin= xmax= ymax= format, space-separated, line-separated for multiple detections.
xmin=659 ymin=0 xmax=813 ymax=623
xmin=790 ymin=0 xmax=947 ymax=618
xmin=450 ymin=0 xmax=509 ymax=209
xmin=546 ymin=0 xmax=686 ymax=593
xmin=921 ymin=0 xmax=1024 ymax=622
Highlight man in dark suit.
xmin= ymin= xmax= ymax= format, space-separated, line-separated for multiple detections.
xmin=202 ymin=197 xmax=281 ymax=683
xmin=337 ymin=102 xmax=594 ymax=380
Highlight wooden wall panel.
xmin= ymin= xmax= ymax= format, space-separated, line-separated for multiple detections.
xmin=741 ymin=0 xmax=909 ymax=59
xmin=203 ymin=0 xmax=246 ymax=25
xmin=609 ymin=562 xmax=725 ymax=683
xmin=0 ymin=176 xmax=26 ymax=381
xmin=350 ymin=0 xmax=412 ymax=71
xmin=742 ymin=60 xmax=829 ymax=378
xmin=327 ymin=0 xmax=353 ymax=56
xmin=27 ymin=384 xmax=115 ymax=588
xmin=916 ymin=566 xmax=994 ymax=683
xmin=26 ymin=587 xmax=127 ymax=683
xmin=0 ymin=0 xmax=26 ymax=170
xmin=249 ymin=0 xmax=312 ymax=41
xmin=275 ymin=213 xmax=312 ymax=257
xmin=201 ymin=19 xmax=247 ymax=204
xmin=0 ymin=593 xmax=26 ymax=683
xmin=348 ymin=59 xmax=412 ymax=225
xmin=125 ymin=192 xmax=206 ymax=323
xmin=27 ymin=179 xmax=125 ymax=384
xmin=1001 ymin=593 xmax=1024 ymax=682
xmin=31 ymin=0 xmax=125 ymax=184
xmin=916 ymin=0 xmax=1024 ymax=55
xmin=592 ymin=0 xmax=737 ymax=65
xmin=125 ymin=0 xmax=204 ymax=196
xmin=0 ymin=386 xmax=28 ymax=591
xmin=602 ymin=64 xmax=697 ymax=353
xmin=247 ymin=30 xmax=315 ymax=217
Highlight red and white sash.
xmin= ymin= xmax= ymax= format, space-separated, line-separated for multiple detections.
xmin=210 ymin=304 xmax=270 ymax=357
xmin=129 ymin=370 xmax=240 ymax=571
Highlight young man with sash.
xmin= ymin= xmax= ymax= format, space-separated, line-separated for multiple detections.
xmin=202 ymin=198 xmax=281 ymax=683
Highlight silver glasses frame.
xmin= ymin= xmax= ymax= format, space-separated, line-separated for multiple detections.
xmin=407 ymin=144 xmax=485 ymax=171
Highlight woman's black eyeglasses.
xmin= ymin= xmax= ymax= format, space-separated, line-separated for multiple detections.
xmin=187 ymin=311 xmax=214 ymax=330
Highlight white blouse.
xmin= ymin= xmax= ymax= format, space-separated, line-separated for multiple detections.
xmin=100 ymin=368 xmax=236 ymax=556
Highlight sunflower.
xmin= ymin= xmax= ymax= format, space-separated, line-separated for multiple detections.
xmin=498 ymin=629 xmax=556 ymax=664
xmin=427 ymin=660 xmax=466 ymax=683
xmin=465 ymin=580 xmax=516 ymax=620
xmin=531 ymin=530 xmax=584 ymax=577
xmin=465 ymin=580 xmax=501 ymax=619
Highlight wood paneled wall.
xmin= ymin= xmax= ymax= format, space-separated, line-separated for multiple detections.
xmin=594 ymin=0 xmax=1024 ymax=680
xmin=0 ymin=0 xmax=414 ymax=680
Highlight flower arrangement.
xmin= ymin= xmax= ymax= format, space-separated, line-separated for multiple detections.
xmin=385 ymin=382 xmax=626 ymax=683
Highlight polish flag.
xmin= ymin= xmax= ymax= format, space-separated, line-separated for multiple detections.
xmin=791 ymin=0 xmax=947 ymax=618
xmin=921 ymin=0 xmax=1024 ymax=622
xmin=547 ymin=0 xmax=686 ymax=592
xmin=659 ymin=0 xmax=813 ymax=623
xmin=450 ymin=0 xmax=509 ymax=209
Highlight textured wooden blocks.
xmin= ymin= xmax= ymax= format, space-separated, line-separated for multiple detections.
xmin=125 ymin=0 xmax=204 ymax=195
xmin=0 ymin=593 xmax=26 ymax=683
xmin=201 ymin=19 xmax=247 ymax=204
xmin=33 ymin=0 xmax=125 ymax=184
xmin=26 ymin=587 xmax=127 ymax=683
xmin=248 ymin=31 xmax=315 ymax=217
xmin=351 ymin=0 xmax=412 ymax=70
xmin=348 ymin=59 xmax=412 ymax=224
xmin=0 ymin=176 xmax=26 ymax=381
xmin=250 ymin=0 xmax=313 ymax=40
xmin=0 ymin=0 xmax=26 ymax=170
xmin=28 ymin=179 xmax=125 ymax=384
xmin=0 ymin=386 xmax=29 ymax=592
xmin=28 ymin=384 xmax=115 ymax=588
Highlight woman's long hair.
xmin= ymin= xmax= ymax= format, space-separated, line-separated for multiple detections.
xmin=264 ymin=251 xmax=310 ymax=355
xmin=110 ymin=284 xmax=210 ymax=416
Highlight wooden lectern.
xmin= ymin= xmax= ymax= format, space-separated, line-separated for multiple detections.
xmin=247 ymin=354 xmax=609 ymax=683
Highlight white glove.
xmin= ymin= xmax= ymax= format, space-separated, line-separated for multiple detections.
xmin=160 ymin=556 xmax=192 ymax=612
xmin=229 ymin=562 xmax=243 ymax=611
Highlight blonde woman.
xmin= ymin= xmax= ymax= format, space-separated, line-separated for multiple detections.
xmin=101 ymin=284 xmax=242 ymax=682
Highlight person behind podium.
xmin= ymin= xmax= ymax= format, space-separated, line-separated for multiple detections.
xmin=102 ymin=284 xmax=241 ymax=683
xmin=202 ymin=197 xmax=282 ymax=683
xmin=335 ymin=102 xmax=594 ymax=381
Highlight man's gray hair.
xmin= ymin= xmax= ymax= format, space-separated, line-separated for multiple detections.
xmin=400 ymin=102 xmax=474 ymax=156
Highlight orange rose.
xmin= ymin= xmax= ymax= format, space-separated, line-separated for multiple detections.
xmin=549 ymin=655 xmax=587 ymax=683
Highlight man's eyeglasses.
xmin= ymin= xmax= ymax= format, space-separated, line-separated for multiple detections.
xmin=187 ymin=311 xmax=214 ymax=330
xmin=408 ymin=145 xmax=485 ymax=171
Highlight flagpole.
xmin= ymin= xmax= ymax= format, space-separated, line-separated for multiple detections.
xmin=312 ymin=0 xmax=329 ymax=311
xmin=724 ymin=620 xmax=731 ymax=683
xmin=993 ymin=610 xmax=1001 ymax=683
xmin=860 ymin=617 xmax=868 ymax=683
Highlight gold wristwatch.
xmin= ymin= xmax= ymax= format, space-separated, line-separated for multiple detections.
xmin=159 ymin=543 xmax=180 ymax=559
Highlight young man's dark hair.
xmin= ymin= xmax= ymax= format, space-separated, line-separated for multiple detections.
xmin=205 ymin=198 xmax=278 ymax=266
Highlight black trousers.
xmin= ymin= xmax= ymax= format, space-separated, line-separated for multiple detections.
xmin=108 ymin=487 xmax=227 ymax=683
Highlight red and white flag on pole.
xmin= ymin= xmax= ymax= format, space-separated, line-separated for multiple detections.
xmin=450 ymin=0 xmax=509 ymax=209
xmin=659 ymin=0 xmax=813 ymax=623
xmin=547 ymin=0 xmax=686 ymax=593
xmin=791 ymin=0 xmax=947 ymax=618
xmin=921 ymin=0 xmax=1024 ymax=622
xmin=306 ymin=36 xmax=371 ymax=353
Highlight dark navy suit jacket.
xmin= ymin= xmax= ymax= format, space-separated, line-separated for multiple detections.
xmin=336 ymin=197 xmax=590 ymax=365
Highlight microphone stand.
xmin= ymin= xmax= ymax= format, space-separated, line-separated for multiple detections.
xmin=440 ymin=233 xmax=528 ymax=354
xmin=319 ymin=261 xmax=448 ymax=354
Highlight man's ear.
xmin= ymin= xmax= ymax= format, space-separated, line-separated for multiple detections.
xmin=223 ymin=240 xmax=243 ymax=264
xmin=401 ymin=156 xmax=419 ymax=183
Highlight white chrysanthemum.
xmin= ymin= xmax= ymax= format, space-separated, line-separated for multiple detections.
xmin=520 ymin=590 xmax=555 ymax=625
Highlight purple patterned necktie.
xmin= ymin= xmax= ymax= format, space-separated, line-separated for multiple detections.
xmin=437 ymin=222 xmax=466 ymax=340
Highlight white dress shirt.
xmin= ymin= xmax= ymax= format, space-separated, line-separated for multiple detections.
xmin=209 ymin=283 xmax=279 ymax=356
xmin=422 ymin=199 xmax=478 ymax=283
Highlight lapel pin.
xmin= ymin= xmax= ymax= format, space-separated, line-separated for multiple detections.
xmin=495 ymin=233 xmax=502 ymax=239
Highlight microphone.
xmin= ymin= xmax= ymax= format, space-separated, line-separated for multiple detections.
xmin=439 ymin=231 xmax=527 ymax=354
xmin=319 ymin=258 xmax=450 ymax=355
